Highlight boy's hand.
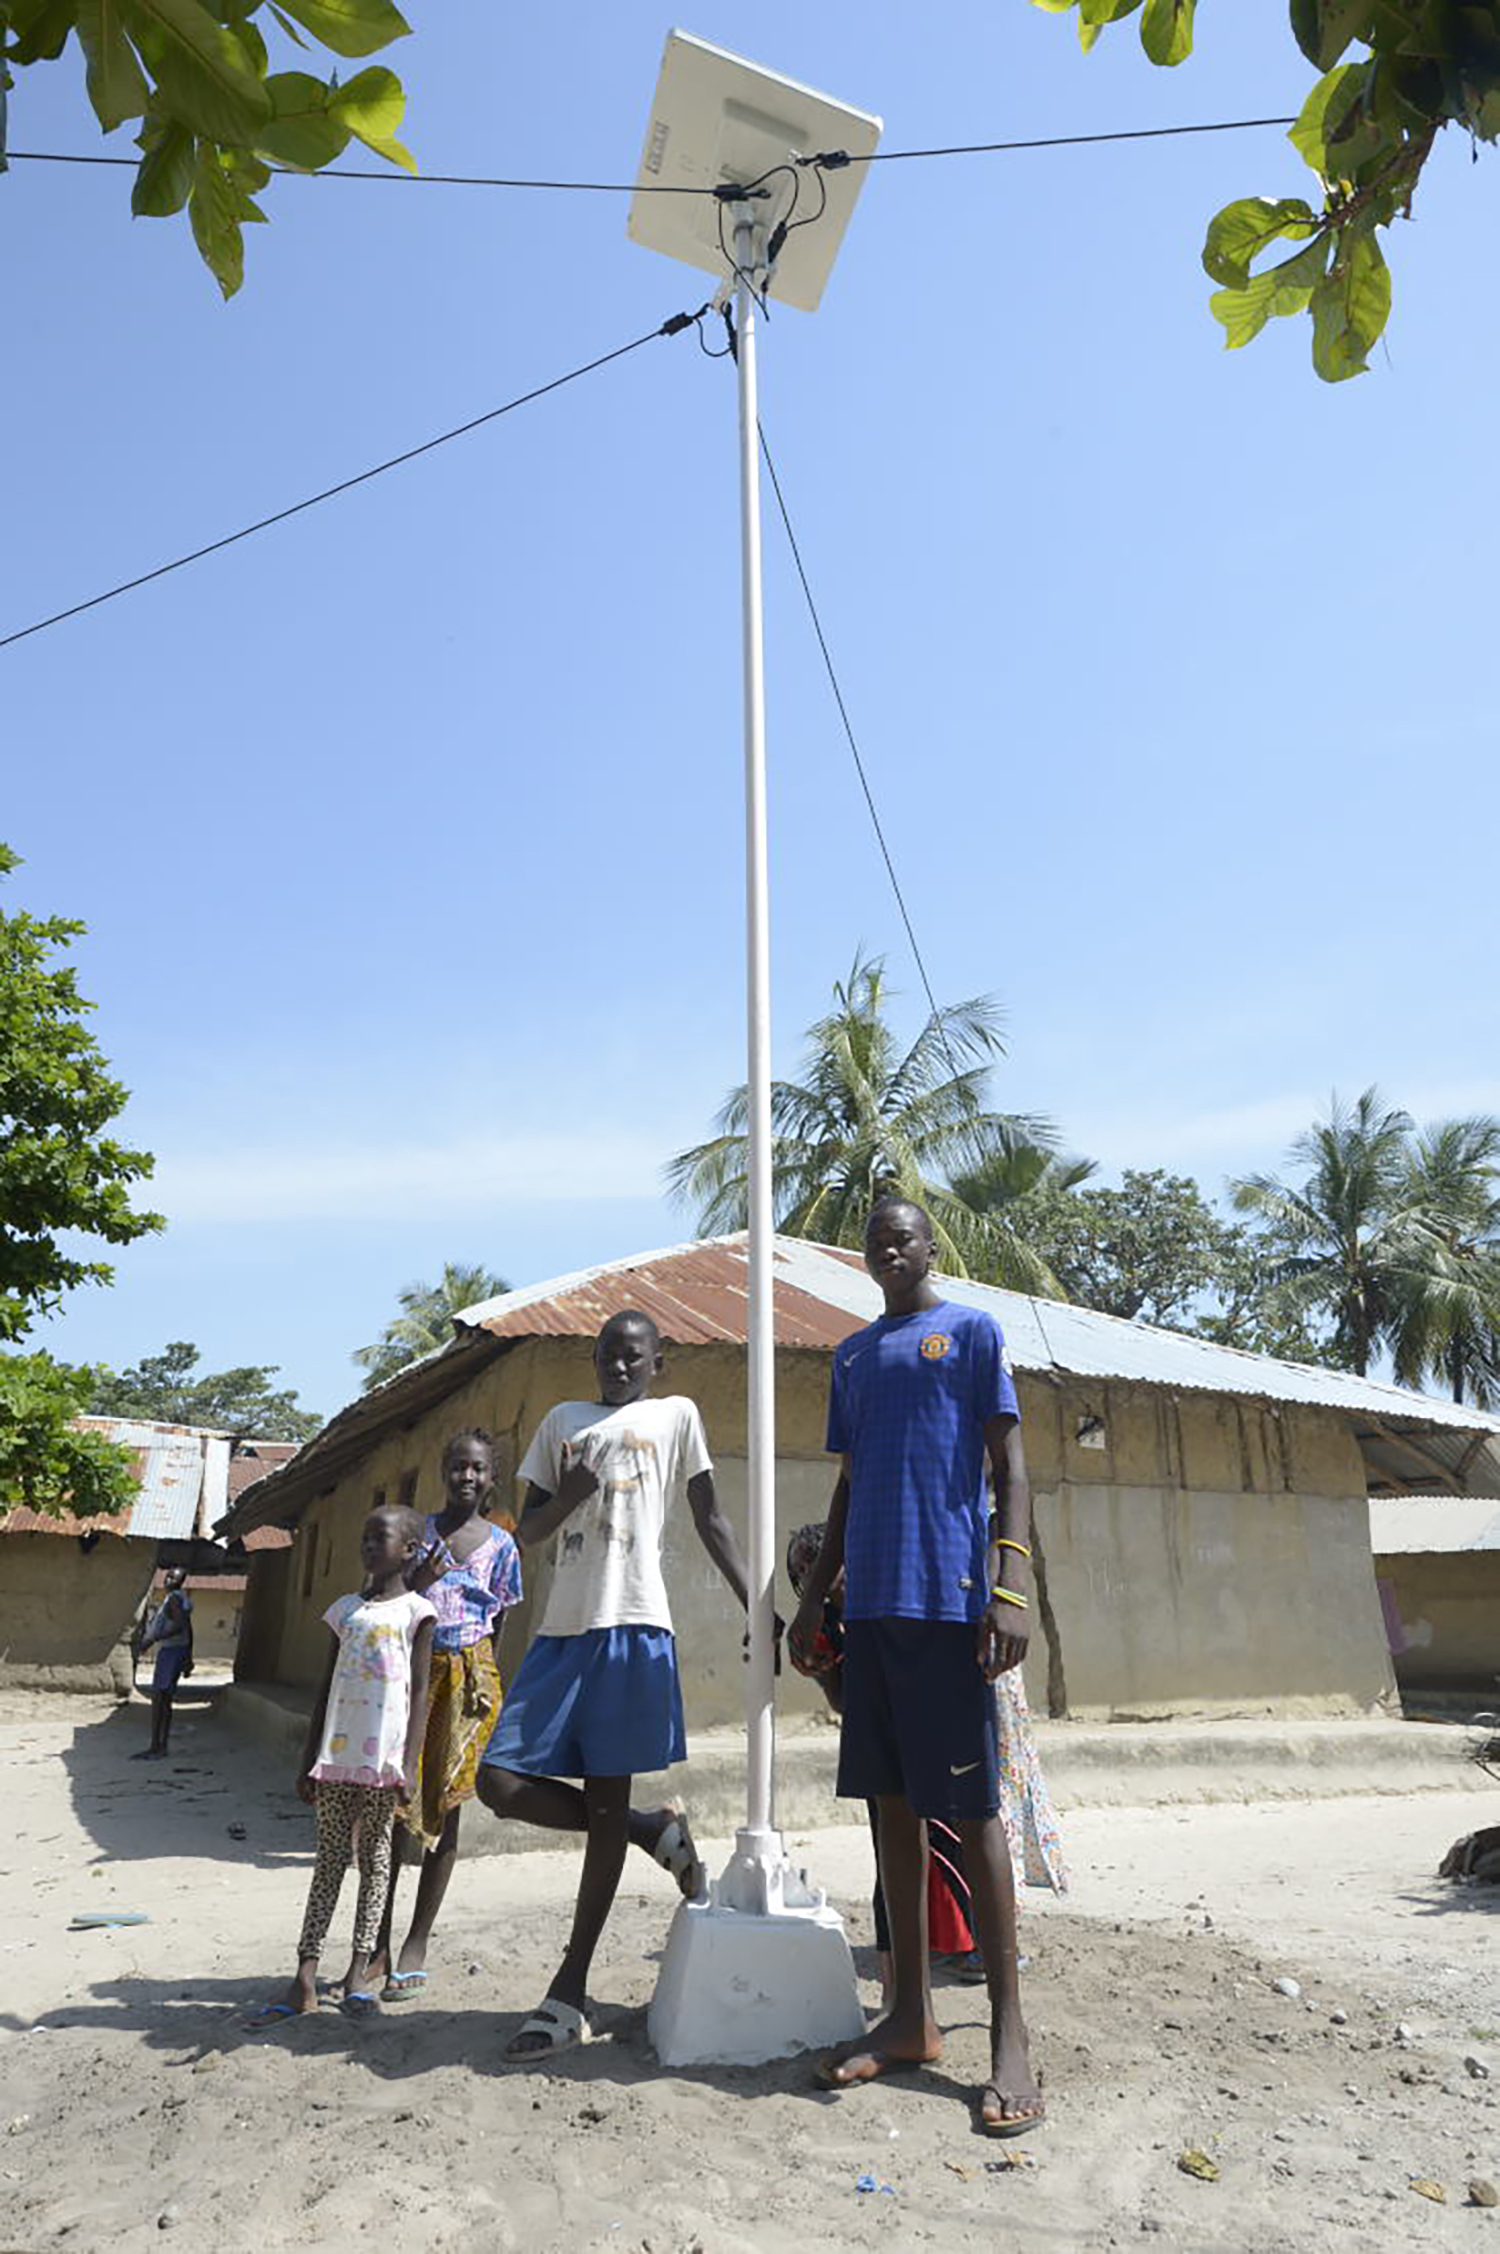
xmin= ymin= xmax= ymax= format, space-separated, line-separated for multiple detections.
xmin=788 ymin=1600 xmax=834 ymax=1677
xmin=977 ymin=1598 xmax=1029 ymax=1681
xmin=295 ymin=1770 xmax=316 ymax=1805
xmin=741 ymin=1612 xmax=786 ymax=1674
xmin=555 ymin=1445 xmax=600 ymax=1508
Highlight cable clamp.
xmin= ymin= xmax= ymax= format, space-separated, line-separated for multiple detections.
xmin=806 ymin=149 xmax=851 ymax=170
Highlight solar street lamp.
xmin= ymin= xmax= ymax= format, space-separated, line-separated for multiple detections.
xmin=629 ymin=30 xmax=881 ymax=2068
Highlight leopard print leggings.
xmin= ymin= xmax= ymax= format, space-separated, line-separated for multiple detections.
xmin=297 ymin=1780 xmax=397 ymax=1962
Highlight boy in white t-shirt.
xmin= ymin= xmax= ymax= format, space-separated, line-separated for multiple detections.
xmin=477 ymin=1308 xmax=753 ymax=2059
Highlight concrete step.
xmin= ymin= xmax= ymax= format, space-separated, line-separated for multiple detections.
xmin=219 ymin=1683 xmax=1491 ymax=1857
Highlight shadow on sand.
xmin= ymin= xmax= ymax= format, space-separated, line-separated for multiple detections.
xmin=56 ymin=1694 xmax=311 ymax=1874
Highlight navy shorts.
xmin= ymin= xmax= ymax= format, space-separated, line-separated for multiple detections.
xmin=152 ymin=1644 xmax=190 ymax=1692
xmin=836 ymin=1617 xmax=999 ymax=1823
xmin=481 ymin=1625 xmax=686 ymax=1780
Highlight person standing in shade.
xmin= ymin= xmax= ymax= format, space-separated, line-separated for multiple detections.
xmin=134 ymin=1566 xmax=194 ymax=1762
xmin=788 ymin=1196 xmax=1044 ymax=2138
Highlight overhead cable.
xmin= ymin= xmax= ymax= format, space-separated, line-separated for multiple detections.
xmin=4 ymin=115 xmax=1297 ymax=194
xmin=757 ymin=412 xmax=1065 ymax=1350
xmin=0 ymin=305 xmax=709 ymax=652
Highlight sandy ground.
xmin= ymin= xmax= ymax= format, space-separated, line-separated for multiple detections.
xmin=1 ymin=1689 xmax=1498 ymax=2253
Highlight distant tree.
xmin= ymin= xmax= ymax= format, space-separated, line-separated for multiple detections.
xmin=665 ymin=953 xmax=1067 ymax=1290
xmin=353 ymin=1261 xmax=510 ymax=1392
xmin=1009 ymin=1169 xmax=1229 ymax=1328
xmin=1231 ymin=1088 xmax=1443 ymax=1376
xmin=1389 ymin=1117 xmax=1500 ymax=1406
xmin=0 ymin=844 xmax=163 ymax=1516
xmin=3 ymin=0 xmax=417 ymax=297
xmin=90 ymin=1340 xmax=321 ymax=1439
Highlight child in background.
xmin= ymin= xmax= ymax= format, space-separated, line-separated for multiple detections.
xmin=250 ymin=1504 xmax=435 ymax=2024
xmin=372 ymin=1429 xmax=522 ymax=2002
xmin=478 ymin=1308 xmax=755 ymax=2060
xmin=133 ymin=1567 xmax=194 ymax=1761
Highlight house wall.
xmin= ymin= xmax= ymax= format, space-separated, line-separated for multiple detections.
xmin=0 ymin=1534 xmax=156 ymax=1694
xmin=243 ymin=1339 xmax=1395 ymax=1723
xmin=1375 ymin=1551 xmax=1500 ymax=1699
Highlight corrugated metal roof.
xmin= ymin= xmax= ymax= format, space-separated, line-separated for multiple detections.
xmin=1370 ymin=1498 xmax=1500 ymax=1554
xmin=457 ymin=1232 xmax=1500 ymax=1440
xmin=218 ymin=1231 xmax=1500 ymax=1539
xmin=0 ymin=1419 xmax=226 ymax=1542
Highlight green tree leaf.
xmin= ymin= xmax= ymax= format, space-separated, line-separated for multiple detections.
xmin=1290 ymin=60 xmax=1364 ymax=173
xmin=1310 ymin=228 xmax=1391 ymax=377
xmin=271 ymin=0 xmax=409 ymax=60
xmin=188 ymin=137 xmax=245 ymax=296
xmin=131 ymin=112 xmax=194 ymax=212
xmin=74 ymin=0 xmax=149 ymax=129
xmin=1210 ymin=235 xmax=1329 ymax=350
xmin=254 ymin=68 xmax=350 ymax=167
xmin=121 ymin=0 xmax=270 ymax=142
xmin=1292 ymin=0 xmax=1375 ymax=71
xmin=1202 ymin=195 xmax=1316 ymax=287
xmin=8 ymin=0 xmax=79 ymax=64
xmin=1141 ymin=0 xmax=1195 ymax=67
xmin=329 ymin=62 xmax=412 ymax=169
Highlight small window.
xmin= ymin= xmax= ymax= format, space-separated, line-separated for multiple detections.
xmin=398 ymin=1469 xmax=418 ymax=1513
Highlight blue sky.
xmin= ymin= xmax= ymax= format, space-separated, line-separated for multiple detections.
xmin=8 ymin=5 xmax=1498 ymax=1420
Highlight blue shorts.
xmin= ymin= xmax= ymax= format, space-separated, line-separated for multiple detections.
xmin=481 ymin=1625 xmax=686 ymax=1780
xmin=152 ymin=1643 xmax=191 ymax=1692
xmin=836 ymin=1617 xmax=999 ymax=1823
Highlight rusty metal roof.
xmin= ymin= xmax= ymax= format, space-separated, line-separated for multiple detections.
xmin=460 ymin=1231 xmax=868 ymax=1350
xmin=0 ymin=1420 xmax=232 ymax=1542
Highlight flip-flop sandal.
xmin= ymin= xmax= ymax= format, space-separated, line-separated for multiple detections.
xmin=815 ymin=2048 xmax=932 ymax=2091
xmin=651 ymin=1803 xmax=706 ymax=1900
xmin=242 ymin=2001 xmax=303 ymax=2029
xmin=980 ymin=2086 xmax=1046 ymax=2138
xmin=381 ymin=1971 xmax=427 ymax=2002
xmin=70 ymin=1912 xmax=150 ymax=1929
xmin=503 ymin=1999 xmax=592 ymax=2062
xmin=340 ymin=1991 xmax=380 ymax=2018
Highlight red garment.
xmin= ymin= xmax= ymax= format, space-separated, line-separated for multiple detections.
xmin=927 ymin=1834 xmax=974 ymax=1954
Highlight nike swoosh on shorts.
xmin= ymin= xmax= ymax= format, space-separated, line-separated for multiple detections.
xmin=949 ymin=1760 xmax=980 ymax=1776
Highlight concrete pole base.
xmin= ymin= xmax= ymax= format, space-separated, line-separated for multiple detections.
xmin=648 ymin=1836 xmax=866 ymax=2067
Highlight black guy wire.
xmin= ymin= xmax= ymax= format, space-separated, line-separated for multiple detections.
xmin=813 ymin=115 xmax=1297 ymax=164
xmin=756 ymin=415 xmax=1063 ymax=1356
xmin=4 ymin=116 xmax=1297 ymax=192
xmin=754 ymin=419 xmax=947 ymax=1043
xmin=0 ymin=306 xmax=708 ymax=653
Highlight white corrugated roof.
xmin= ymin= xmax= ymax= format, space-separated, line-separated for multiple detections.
xmin=1369 ymin=1498 xmax=1500 ymax=1554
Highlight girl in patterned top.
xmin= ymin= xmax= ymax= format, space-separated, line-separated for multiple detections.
xmin=248 ymin=1504 xmax=434 ymax=2024
xmin=371 ymin=1428 xmax=522 ymax=2002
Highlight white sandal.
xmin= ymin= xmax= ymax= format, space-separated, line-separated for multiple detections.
xmin=651 ymin=1802 xmax=706 ymax=1900
xmin=504 ymin=1997 xmax=592 ymax=2061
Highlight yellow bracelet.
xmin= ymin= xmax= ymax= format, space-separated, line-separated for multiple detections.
xmin=995 ymin=1538 xmax=1032 ymax=1561
xmin=990 ymin=1586 xmax=1029 ymax=1609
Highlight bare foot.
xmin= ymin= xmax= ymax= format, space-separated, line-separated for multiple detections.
xmin=979 ymin=2013 xmax=1044 ymax=2136
xmin=817 ymin=2011 xmax=942 ymax=2088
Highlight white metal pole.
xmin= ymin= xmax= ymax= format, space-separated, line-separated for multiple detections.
xmin=733 ymin=206 xmax=776 ymax=1855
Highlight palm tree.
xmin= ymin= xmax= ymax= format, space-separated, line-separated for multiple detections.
xmin=353 ymin=1261 xmax=511 ymax=1392
xmin=1230 ymin=1088 xmax=1437 ymax=1376
xmin=1390 ymin=1118 xmax=1500 ymax=1405
xmin=664 ymin=953 xmax=1069 ymax=1289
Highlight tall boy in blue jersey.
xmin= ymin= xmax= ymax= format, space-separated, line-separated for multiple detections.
xmin=788 ymin=1197 xmax=1042 ymax=2136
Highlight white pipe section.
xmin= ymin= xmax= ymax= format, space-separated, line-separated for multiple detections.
xmin=733 ymin=211 xmax=775 ymax=1846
